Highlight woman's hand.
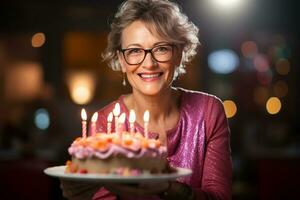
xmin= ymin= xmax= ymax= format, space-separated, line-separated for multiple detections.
xmin=60 ymin=179 xmax=100 ymax=200
xmin=104 ymin=181 xmax=170 ymax=198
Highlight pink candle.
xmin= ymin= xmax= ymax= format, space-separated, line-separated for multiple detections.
xmin=113 ymin=103 xmax=120 ymax=133
xmin=116 ymin=113 xmax=126 ymax=135
xmin=81 ymin=109 xmax=87 ymax=138
xmin=143 ymin=110 xmax=150 ymax=139
xmin=91 ymin=112 xmax=98 ymax=136
xmin=107 ymin=112 xmax=113 ymax=134
xmin=129 ymin=109 xmax=136 ymax=135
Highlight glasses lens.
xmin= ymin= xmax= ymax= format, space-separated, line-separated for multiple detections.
xmin=152 ymin=45 xmax=173 ymax=62
xmin=124 ymin=48 xmax=145 ymax=65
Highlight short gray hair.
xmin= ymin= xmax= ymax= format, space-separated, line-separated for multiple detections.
xmin=102 ymin=0 xmax=200 ymax=77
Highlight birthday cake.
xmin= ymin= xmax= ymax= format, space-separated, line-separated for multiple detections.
xmin=65 ymin=104 xmax=170 ymax=175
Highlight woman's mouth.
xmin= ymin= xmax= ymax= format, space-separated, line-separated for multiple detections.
xmin=138 ymin=72 xmax=163 ymax=81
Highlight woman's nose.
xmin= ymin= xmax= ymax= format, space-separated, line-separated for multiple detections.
xmin=141 ymin=52 xmax=157 ymax=69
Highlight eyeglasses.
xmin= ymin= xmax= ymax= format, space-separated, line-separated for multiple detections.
xmin=120 ymin=44 xmax=174 ymax=65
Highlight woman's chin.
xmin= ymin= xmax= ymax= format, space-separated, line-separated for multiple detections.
xmin=136 ymin=85 xmax=170 ymax=96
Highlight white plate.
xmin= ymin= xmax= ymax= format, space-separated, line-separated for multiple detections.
xmin=44 ymin=166 xmax=192 ymax=183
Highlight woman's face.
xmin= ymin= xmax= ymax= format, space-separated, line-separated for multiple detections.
xmin=118 ymin=20 xmax=182 ymax=96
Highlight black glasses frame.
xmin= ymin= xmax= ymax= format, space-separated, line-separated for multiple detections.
xmin=120 ymin=44 xmax=174 ymax=65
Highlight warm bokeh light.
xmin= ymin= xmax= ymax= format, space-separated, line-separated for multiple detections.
xmin=253 ymin=86 xmax=269 ymax=106
xmin=31 ymin=32 xmax=46 ymax=48
xmin=4 ymin=62 xmax=43 ymax=101
xmin=241 ymin=41 xmax=258 ymax=58
xmin=275 ymin=58 xmax=290 ymax=75
xmin=266 ymin=97 xmax=282 ymax=115
xmin=273 ymin=80 xmax=288 ymax=98
xmin=67 ymin=71 xmax=96 ymax=105
xmin=223 ymin=100 xmax=237 ymax=118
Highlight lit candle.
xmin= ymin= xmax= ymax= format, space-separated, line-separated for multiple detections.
xmin=81 ymin=108 xmax=87 ymax=138
xmin=91 ymin=112 xmax=98 ymax=136
xmin=129 ymin=109 xmax=136 ymax=135
xmin=113 ymin=103 xmax=120 ymax=133
xmin=143 ymin=110 xmax=150 ymax=139
xmin=107 ymin=112 xmax=113 ymax=134
xmin=117 ymin=113 xmax=126 ymax=135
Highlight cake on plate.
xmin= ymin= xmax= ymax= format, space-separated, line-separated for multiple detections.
xmin=65 ymin=132 xmax=169 ymax=175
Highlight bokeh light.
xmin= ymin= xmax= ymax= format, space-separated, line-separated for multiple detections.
xmin=223 ymin=100 xmax=237 ymax=118
xmin=266 ymin=97 xmax=282 ymax=115
xmin=275 ymin=58 xmax=290 ymax=75
xmin=241 ymin=41 xmax=258 ymax=58
xmin=273 ymin=80 xmax=288 ymax=98
xmin=208 ymin=49 xmax=239 ymax=74
xmin=66 ymin=72 xmax=96 ymax=105
xmin=253 ymin=54 xmax=269 ymax=72
xmin=34 ymin=108 xmax=50 ymax=130
xmin=31 ymin=32 xmax=46 ymax=48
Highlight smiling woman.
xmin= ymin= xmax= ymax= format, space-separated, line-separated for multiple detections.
xmin=60 ymin=0 xmax=232 ymax=200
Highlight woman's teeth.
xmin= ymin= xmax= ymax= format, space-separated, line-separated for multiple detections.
xmin=139 ymin=73 xmax=162 ymax=78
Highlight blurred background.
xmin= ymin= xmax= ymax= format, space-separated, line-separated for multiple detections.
xmin=0 ymin=0 xmax=299 ymax=199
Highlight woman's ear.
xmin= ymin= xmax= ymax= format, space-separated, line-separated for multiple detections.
xmin=117 ymin=51 xmax=127 ymax=73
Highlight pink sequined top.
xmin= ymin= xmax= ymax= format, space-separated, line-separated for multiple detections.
xmin=93 ymin=88 xmax=232 ymax=200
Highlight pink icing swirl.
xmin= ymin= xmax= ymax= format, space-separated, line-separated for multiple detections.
xmin=68 ymin=133 xmax=167 ymax=159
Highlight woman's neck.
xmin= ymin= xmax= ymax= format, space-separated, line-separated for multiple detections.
xmin=125 ymin=88 xmax=179 ymax=124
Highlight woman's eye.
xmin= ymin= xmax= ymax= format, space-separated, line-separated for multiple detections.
xmin=154 ymin=46 xmax=171 ymax=53
xmin=127 ymin=48 xmax=143 ymax=55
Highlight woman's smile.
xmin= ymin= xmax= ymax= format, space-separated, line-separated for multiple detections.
xmin=137 ymin=72 xmax=164 ymax=82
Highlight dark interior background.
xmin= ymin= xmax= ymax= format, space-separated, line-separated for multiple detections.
xmin=0 ymin=0 xmax=299 ymax=199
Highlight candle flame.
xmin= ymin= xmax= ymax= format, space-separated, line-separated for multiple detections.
xmin=118 ymin=112 xmax=126 ymax=123
xmin=113 ymin=103 xmax=120 ymax=116
xmin=81 ymin=108 xmax=87 ymax=121
xmin=129 ymin=109 xmax=136 ymax=123
xmin=143 ymin=110 xmax=150 ymax=122
xmin=107 ymin=112 xmax=113 ymax=122
xmin=91 ymin=112 xmax=98 ymax=122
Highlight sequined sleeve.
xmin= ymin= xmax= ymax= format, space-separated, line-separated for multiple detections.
xmin=198 ymin=97 xmax=232 ymax=200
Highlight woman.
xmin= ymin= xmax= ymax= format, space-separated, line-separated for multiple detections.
xmin=61 ymin=0 xmax=232 ymax=199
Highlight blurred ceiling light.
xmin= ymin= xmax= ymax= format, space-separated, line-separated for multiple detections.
xmin=241 ymin=41 xmax=258 ymax=58
xmin=223 ymin=100 xmax=237 ymax=118
xmin=273 ymin=80 xmax=288 ymax=98
xmin=208 ymin=49 xmax=239 ymax=74
xmin=211 ymin=0 xmax=242 ymax=10
xmin=275 ymin=58 xmax=290 ymax=75
xmin=34 ymin=108 xmax=50 ymax=130
xmin=253 ymin=86 xmax=269 ymax=106
xmin=208 ymin=0 xmax=249 ymax=16
xmin=4 ymin=62 xmax=43 ymax=101
xmin=266 ymin=97 xmax=281 ymax=115
xmin=31 ymin=32 xmax=46 ymax=48
xmin=67 ymin=71 xmax=96 ymax=105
